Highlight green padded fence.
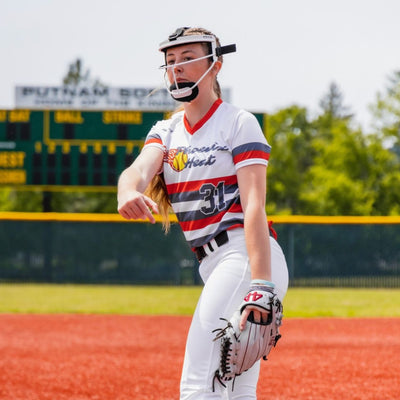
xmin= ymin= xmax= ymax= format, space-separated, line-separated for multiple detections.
xmin=0 ymin=213 xmax=399 ymax=287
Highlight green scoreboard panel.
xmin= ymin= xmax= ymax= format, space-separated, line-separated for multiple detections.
xmin=0 ymin=109 xmax=265 ymax=189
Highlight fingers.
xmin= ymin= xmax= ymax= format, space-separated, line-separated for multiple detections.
xmin=118 ymin=193 xmax=159 ymax=223
xmin=239 ymin=308 xmax=251 ymax=331
xmin=239 ymin=306 xmax=269 ymax=331
xmin=142 ymin=197 xmax=159 ymax=223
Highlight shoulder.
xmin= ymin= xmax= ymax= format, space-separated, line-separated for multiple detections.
xmin=146 ymin=111 xmax=184 ymax=140
xmin=215 ymin=103 xmax=263 ymax=140
xmin=218 ymin=102 xmax=260 ymax=125
xmin=144 ymin=111 xmax=184 ymax=149
xmin=152 ymin=110 xmax=184 ymax=132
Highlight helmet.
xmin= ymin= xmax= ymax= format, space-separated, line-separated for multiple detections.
xmin=159 ymin=27 xmax=236 ymax=102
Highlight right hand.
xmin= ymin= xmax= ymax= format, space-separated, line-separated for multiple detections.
xmin=238 ymin=285 xmax=275 ymax=331
xmin=239 ymin=305 xmax=269 ymax=331
xmin=118 ymin=190 xmax=159 ymax=223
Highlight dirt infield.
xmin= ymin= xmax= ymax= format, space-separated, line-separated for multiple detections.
xmin=0 ymin=315 xmax=399 ymax=400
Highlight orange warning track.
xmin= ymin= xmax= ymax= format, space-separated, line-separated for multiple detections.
xmin=0 ymin=315 xmax=399 ymax=400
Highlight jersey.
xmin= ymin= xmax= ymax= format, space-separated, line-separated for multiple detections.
xmin=143 ymin=99 xmax=271 ymax=249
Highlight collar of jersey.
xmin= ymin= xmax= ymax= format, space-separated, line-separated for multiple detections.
xmin=183 ymin=98 xmax=223 ymax=135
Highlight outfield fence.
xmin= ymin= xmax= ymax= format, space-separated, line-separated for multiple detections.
xmin=0 ymin=213 xmax=399 ymax=287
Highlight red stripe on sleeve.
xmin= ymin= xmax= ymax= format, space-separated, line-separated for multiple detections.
xmin=145 ymin=138 xmax=163 ymax=146
xmin=233 ymin=150 xmax=270 ymax=165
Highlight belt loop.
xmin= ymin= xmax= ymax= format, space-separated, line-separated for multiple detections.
xmin=194 ymin=230 xmax=229 ymax=262
xmin=208 ymin=238 xmax=218 ymax=252
xmin=204 ymin=240 xmax=215 ymax=257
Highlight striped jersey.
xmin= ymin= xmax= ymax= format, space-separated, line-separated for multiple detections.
xmin=143 ymin=99 xmax=271 ymax=249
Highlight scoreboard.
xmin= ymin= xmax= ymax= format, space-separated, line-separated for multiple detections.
xmin=0 ymin=109 xmax=167 ymax=189
xmin=0 ymin=109 xmax=265 ymax=189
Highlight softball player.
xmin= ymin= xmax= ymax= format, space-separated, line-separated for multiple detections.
xmin=118 ymin=27 xmax=289 ymax=400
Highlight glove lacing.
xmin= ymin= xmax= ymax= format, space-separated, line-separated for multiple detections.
xmin=212 ymin=318 xmax=240 ymax=391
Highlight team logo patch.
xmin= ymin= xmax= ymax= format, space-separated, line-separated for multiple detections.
xmin=167 ymin=149 xmax=188 ymax=172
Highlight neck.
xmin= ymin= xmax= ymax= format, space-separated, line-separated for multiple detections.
xmin=183 ymin=92 xmax=219 ymax=128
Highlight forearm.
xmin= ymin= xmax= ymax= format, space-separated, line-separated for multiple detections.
xmin=118 ymin=147 xmax=163 ymax=199
xmin=117 ymin=147 xmax=163 ymax=221
xmin=118 ymin=164 xmax=147 ymax=198
xmin=244 ymin=203 xmax=272 ymax=281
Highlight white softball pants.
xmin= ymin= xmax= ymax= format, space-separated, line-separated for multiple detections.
xmin=180 ymin=228 xmax=289 ymax=400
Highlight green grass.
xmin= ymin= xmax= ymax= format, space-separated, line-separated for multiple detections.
xmin=0 ymin=284 xmax=201 ymax=315
xmin=1 ymin=284 xmax=400 ymax=317
xmin=283 ymin=288 xmax=400 ymax=317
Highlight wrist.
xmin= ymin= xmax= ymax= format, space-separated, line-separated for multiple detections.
xmin=250 ymin=279 xmax=275 ymax=288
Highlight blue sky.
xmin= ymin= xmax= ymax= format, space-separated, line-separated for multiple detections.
xmin=1 ymin=0 xmax=399 ymax=131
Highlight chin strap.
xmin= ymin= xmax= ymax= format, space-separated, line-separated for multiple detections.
xmin=169 ymin=82 xmax=199 ymax=102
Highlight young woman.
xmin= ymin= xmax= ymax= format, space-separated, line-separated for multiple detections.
xmin=118 ymin=27 xmax=289 ymax=400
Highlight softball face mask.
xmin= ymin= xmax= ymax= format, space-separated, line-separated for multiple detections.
xmin=159 ymin=27 xmax=237 ymax=102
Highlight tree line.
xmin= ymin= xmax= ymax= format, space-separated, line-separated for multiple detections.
xmin=1 ymin=60 xmax=400 ymax=216
xmin=266 ymin=76 xmax=400 ymax=216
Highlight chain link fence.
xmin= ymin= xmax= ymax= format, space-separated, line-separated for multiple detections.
xmin=1 ymin=213 xmax=399 ymax=287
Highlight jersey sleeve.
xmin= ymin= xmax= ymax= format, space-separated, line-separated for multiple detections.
xmin=142 ymin=120 xmax=169 ymax=175
xmin=143 ymin=120 xmax=166 ymax=152
xmin=231 ymin=111 xmax=271 ymax=171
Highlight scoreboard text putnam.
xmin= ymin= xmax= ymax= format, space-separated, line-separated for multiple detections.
xmin=0 ymin=109 xmax=166 ymax=188
xmin=0 ymin=109 xmax=265 ymax=189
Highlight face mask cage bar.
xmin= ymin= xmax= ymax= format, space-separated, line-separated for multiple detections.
xmin=159 ymin=53 xmax=215 ymax=71
xmin=160 ymin=56 xmax=217 ymax=99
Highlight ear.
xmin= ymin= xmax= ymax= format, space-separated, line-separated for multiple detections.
xmin=213 ymin=60 xmax=222 ymax=75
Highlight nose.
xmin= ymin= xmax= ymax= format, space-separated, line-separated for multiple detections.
xmin=173 ymin=63 xmax=183 ymax=73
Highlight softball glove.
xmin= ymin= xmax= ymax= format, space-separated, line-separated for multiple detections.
xmin=212 ymin=285 xmax=283 ymax=390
